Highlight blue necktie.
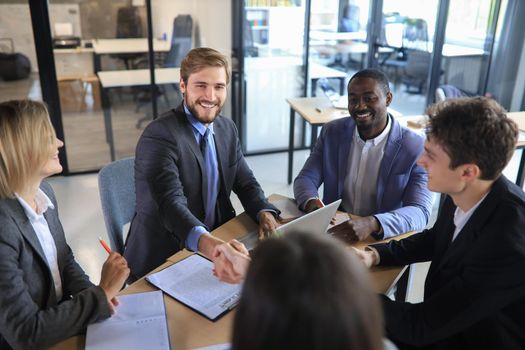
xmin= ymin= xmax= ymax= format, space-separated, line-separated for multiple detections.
xmin=200 ymin=128 xmax=209 ymax=157
xmin=200 ymin=129 xmax=217 ymax=229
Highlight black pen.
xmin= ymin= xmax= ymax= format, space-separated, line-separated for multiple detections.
xmin=315 ymin=107 xmax=322 ymax=113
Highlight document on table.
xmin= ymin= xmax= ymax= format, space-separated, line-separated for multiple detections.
xmin=146 ymin=254 xmax=242 ymax=321
xmin=85 ymin=290 xmax=170 ymax=350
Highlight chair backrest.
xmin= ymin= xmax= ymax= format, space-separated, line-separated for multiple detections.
xmin=165 ymin=15 xmax=193 ymax=67
xmin=403 ymin=18 xmax=428 ymax=51
xmin=404 ymin=49 xmax=431 ymax=78
xmin=435 ymin=84 xmax=476 ymax=102
xmin=98 ymin=157 xmax=135 ymax=255
xmin=116 ymin=6 xmax=143 ymax=38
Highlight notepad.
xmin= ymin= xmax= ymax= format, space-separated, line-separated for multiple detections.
xmin=146 ymin=254 xmax=242 ymax=321
xmin=85 ymin=290 xmax=169 ymax=350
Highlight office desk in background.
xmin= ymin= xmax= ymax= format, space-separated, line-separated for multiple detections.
xmin=92 ymin=38 xmax=171 ymax=72
xmin=54 ymin=46 xmax=95 ymax=76
xmin=97 ymin=67 xmax=180 ymax=161
xmin=49 ymin=194 xmax=411 ymax=350
xmin=286 ymin=97 xmax=402 ymax=184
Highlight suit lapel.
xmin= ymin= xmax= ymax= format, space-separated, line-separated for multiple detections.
xmin=434 ymin=179 xmax=503 ymax=272
xmin=337 ymin=119 xmax=354 ymax=197
xmin=212 ymin=118 xmax=228 ymax=189
xmin=376 ymin=116 xmax=401 ymax=208
xmin=173 ymin=107 xmax=208 ymax=210
xmin=10 ymin=201 xmax=48 ymax=266
xmin=9 ymin=199 xmax=57 ymax=305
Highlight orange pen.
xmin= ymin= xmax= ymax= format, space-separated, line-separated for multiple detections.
xmin=98 ymin=237 xmax=112 ymax=254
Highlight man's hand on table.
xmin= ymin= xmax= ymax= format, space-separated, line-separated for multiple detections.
xmin=258 ymin=211 xmax=280 ymax=239
xmin=328 ymin=215 xmax=381 ymax=241
xmin=352 ymin=247 xmax=379 ymax=268
xmin=304 ymin=198 xmax=336 ymax=224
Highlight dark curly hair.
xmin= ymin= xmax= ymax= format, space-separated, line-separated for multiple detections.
xmin=426 ymin=97 xmax=518 ymax=180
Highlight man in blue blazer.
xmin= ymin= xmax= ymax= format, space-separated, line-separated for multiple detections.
xmin=294 ymin=69 xmax=433 ymax=240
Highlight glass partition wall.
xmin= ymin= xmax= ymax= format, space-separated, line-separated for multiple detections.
xmin=2 ymin=0 xmax=520 ymax=171
xmin=243 ymin=0 xmax=307 ymax=153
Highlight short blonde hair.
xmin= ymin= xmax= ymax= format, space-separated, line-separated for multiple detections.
xmin=180 ymin=47 xmax=231 ymax=85
xmin=0 ymin=100 xmax=56 ymax=198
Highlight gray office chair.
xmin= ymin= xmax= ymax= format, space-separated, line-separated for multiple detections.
xmin=112 ymin=6 xmax=144 ymax=69
xmin=135 ymin=15 xmax=193 ymax=128
xmin=435 ymin=84 xmax=475 ymax=102
xmin=401 ymin=49 xmax=431 ymax=94
xmin=98 ymin=157 xmax=135 ymax=255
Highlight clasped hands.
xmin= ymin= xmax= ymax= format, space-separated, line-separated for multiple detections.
xmin=211 ymin=211 xmax=281 ymax=284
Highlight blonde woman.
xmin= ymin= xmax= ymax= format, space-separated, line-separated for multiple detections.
xmin=0 ymin=100 xmax=129 ymax=350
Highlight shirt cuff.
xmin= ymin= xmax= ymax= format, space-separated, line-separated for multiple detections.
xmin=302 ymin=197 xmax=320 ymax=211
xmin=186 ymin=226 xmax=208 ymax=252
xmin=371 ymin=215 xmax=384 ymax=240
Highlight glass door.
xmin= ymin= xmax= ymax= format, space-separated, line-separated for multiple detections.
xmin=440 ymin=0 xmax=500 ymax=96
xmin=307 ymin=0 xmax=370 ymax=97
xmin=374 ymin=0 xmax=441 ymax=116
xmin=243 ymin=0 xmax=307 ymax=153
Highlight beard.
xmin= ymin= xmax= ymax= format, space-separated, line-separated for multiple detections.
xmin=185 ymin=95 xmax=223 ymax=125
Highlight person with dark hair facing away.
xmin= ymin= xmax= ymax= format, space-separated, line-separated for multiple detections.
xmin=294 ymin=68 xmax=433 ymax=241
xmin=231 ymin=232 xmax=385 ymax=350
xmin=355 ymin=97 xmax=525 ymax=349
xmin=125 ymin=47 xmax=280 ymax=283
xmin=0 ymin=100 xmax=129 ymax=349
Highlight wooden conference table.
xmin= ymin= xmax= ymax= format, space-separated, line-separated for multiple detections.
xmin=50 ymin=195 xmax=412 ymax=350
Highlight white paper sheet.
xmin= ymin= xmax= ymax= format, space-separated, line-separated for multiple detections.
xmin=85 ymin=291 xmax=170 ymax=350
xmin=146 ymin=254 xmax=242 ymax=321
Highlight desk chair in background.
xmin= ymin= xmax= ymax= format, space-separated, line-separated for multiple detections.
xmin=381 ymin=17 xmax=429 ymax=85
xmin=98 ymin=157 xmax=135 ymax=255
xmin=435 ymin=84 xmax=476 ymax=102
xmin=401 ymin=49 xmax=431 ymax=94
xmin=136 ymin=14 xmax=193 ymax=128
xmin=402 ymin=18 xmax=429 ymax=51
xmin=111 ymin=6 xmax=144 ymax=70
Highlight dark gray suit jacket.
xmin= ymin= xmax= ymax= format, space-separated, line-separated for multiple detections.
xmin=0 ymin=182 xmax=110 ymax=350
xmin=125 ymin=104 xmax=278 ymax=280
xmin=373 ymin=176 xmax=525 ymax=349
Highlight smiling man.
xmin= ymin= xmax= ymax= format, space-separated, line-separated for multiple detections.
xmin=355 ymin=97 xmax=525 ymax=349
xmin=294 ymin=69 xmax=433 ymax=240
xmin=124 ymin=48 xmax=279 ymax=282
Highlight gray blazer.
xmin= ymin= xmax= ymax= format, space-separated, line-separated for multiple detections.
xmin=0 ymin=182 xmax=110 ymax=350
xmin=125 ymin=104 xmax=278 ymax=280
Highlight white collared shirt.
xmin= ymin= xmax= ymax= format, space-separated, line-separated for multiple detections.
xmin=451 ymin=193 xmax=488 ymax=242
xmin=342 ymin=116 xmax=392 ymax=216
xmin=16 ymin=189 xmax=63 ymax=301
